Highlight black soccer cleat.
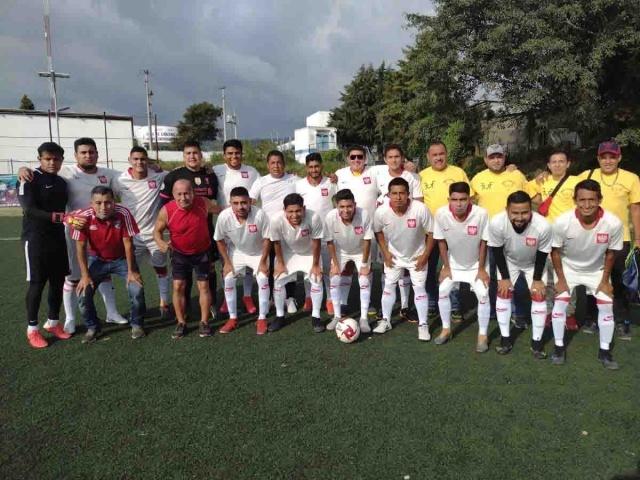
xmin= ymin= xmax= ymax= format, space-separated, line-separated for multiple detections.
xmin=495 ymin=336 xmax=513 ymax=355
xmin=598 ymin=349 xmax=619 ymax=370
xmin=551 ymin=346 xmax=566 ymax=365
xmin=268 ymin=316 xmax=287 ymax=333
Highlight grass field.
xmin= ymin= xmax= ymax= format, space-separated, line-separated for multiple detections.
xmin=1 ymin=214 xmax=639 ymax=480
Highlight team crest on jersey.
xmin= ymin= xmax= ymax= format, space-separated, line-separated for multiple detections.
xmin=248 ymin=224 xmax=257 ymax=233
xmin=597 ymin=233 xmax=609 ymax=244
xmin=147 ymin=180 xmax=157 ymax=189
xmin=321 ymin=188 xmax=329 ymax=196
xmin=195 ymin=177 xmax=202 ymax=185
xmin=354 ymin=226 xmax=364 ymax=235
xmin=98 ymin=175 xmax=108 ymax=184
xmin=241 ymin=171 xmax=249 ymax=178
xmin=301 ymin=228 xmax=310 ymax=237
xmin=407 ymin=219 xmax=417 ymax=228
xmin=525 ymin=237 xmax=537 ymax=247
xmin=467 ymin=225 xmax=478 ymax=236
xmin=363 ymin=177 xmax=371 ymax=184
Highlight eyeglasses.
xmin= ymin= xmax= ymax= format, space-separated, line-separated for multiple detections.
xmin=349 ymin=154 xmax=364 ymax=160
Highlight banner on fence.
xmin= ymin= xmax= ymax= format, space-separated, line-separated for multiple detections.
xmin=0 ymin=175 xmax=19 ymax=207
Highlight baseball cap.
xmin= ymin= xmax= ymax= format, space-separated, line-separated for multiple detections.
xmin=486 ymin=144 xmax=505 ymax=156
xmin=597 ymin=140 xmax=621 ymax=156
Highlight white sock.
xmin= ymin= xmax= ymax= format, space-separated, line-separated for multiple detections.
xmin=531 ymin=300 xmax=546 ymax=342
xmin=413 ymin=285 xmax=428 ymax=326
xmin=274 ymin=281 xmax=286 ymax=317
xmin=438 ymin=292 xmax=452 ymax=329
xmin=330 ymin=275 xmax=342 ymax=318
xmin=98 ymin=280 xmax=120 ymax=318
xmin=63 ymin=279 xmax=78 ymax=321
xmin=552 ymin=292 xmax=569 ymax=347
xmin=224 ymin=274 xmax=238 ymax=319
xmin=477 ymin=297 xmax=490 ymax=336
xmin=596 ymin=292 xmax=614 ymax=350
xmin=310 ymin=280 xmax=323 ymax=318
xmin=46 ymin=319 xmax=59 ymax=327
xmin=27 ymin=325 xmax=39 ymax=333
xmin=256 ymin=273 xmax=270 ymax=320
xmin=358 ymin=274 xmax=371 ymax=320
xmin=496 ymin=295 xmax=512 ymax=338
xmin=381 ymin=281 xmax=396 ymax=321
xmin=399 ymin=274 xmax=410 ymax=309
xmin=157 ymin=274 xmax=170 ymax=304
xmin=243 ymin=271 xmax=253 ymax=297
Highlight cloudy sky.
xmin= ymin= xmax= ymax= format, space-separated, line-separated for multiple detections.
xmin=0 ymin=0 xmax=434 ymax=138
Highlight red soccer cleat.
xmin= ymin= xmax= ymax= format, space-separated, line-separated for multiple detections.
xmin=326 ymin=300 xmax=334 ymax=316
xmin=218 ymin=318 xmax=238 ymax=334
xmin=243 ymin=296 xmax=257 ymax=314
xmin=44 ymin=323 xmax=72 ymax=340
xmin=256 ymin=319 xmax=268 ymax=335
xmin=28 ymin=330 xmax=48 ymax=349
xmin=219 ymin=300 xmax=229 ymax=314
xmin=566 ymin=315 xmax=579 ymax=331
xmin=303 ymin=297 xmax=312 ymax=312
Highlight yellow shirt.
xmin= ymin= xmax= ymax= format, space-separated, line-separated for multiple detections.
xmin=419 ymin=164 xmax=472 ymax=215
xmin=527 ymin=175 xmax=580 ymax=223
xmin=470 ymin=168 xmax=529 ymax=218
xmin=578 ymin=168 xmax=640 ymax=241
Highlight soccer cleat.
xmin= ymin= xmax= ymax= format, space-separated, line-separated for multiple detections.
xmin=219 ymin=300 xmax=229 ymax=314
xmin=511 ymin=314 xmax=527 ymax=330
xmin=268 ymin=316 xmax=286 ymax=332
xmin=44 ymin=324 xmax=72 ymax=340
xmin=199 ymin=322 xmax=212 ymax=338
xmin=63 ymin=318 xmax=76 ymax=335
xmin=172 ymin=323 xmax=186 ymax=339
xmin=617 ymin=323 xmax=632 ymax=341
xmin=312 ymin=316 xmax=325 ymax=333
xmin=566 ymin=315 xmax=579 ymax=331
xmin=598 ymin=349 xmax=619 ymax=370
xmin=451 ymin=310 xmax=463 ymax=324
xmin=256 ymin=319 xmax=268 ymax=335
xmin=476 ymin=335 xmax=489 ymax=353
xmin=530 ymin=340 xmax=547 ymax=359
xmin=326 ymin=300 xmax=334 ymax=316
xmin=373 ymin=319 xmax=392 ymax=334
xmin=418 ymin=325 xmax=431 ymax=342
xmin=218 ymin=318 xmax=238 ymax=334
xmin=359 ymin=317 xmax=371 ymax=334
xmin=82 ymin=329 xmax=98 ymax=344
xmin=581 ymin=322 xmax=598 ymax=335
xmin=400 ymin=308 xmax=418 ymax=323
xmin=551 ymin=346 xmax=566 ymax=365
xmin=434 ymin=328 xmax=451 ymax=345
xmin=131 ymin=326 xmax=146 ymax=339
xmin=326 ymin=317 xmax=340 ymax=331
xmin=159 ymin=305 xmax=172 ymax=321
xmin=242 ymin=296 xmax=257 ymax=314
xmin=286 ymin=298 xmax=298 ymax=314
xmin=27 ymin=330 xmax=48 ymax=349
xmin=106 ymin=313 xmax=129 ymax=325
xmin=495 ymin=337 xmax=513 ymax=355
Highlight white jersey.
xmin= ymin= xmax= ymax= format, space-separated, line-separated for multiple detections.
xmin=59 ymin=164 xmax=121 ymax=211
xmin=335 ymin=166 xmax=379 ymax=217
xmin=115 ymin=169 xmax=167 ymax=236
xmin=213 ymin=163 xmax=260 ymax=207
xmin=488 ymin=211 xmax=552 ymax=269
xmin=433 ymin=204 xmax=489 ymax=270
xmin=249 ymin=173 xmax=298 ymax=218
xmin=372 ymin=165 xmax=423 ymax=203
xmin=213 ymin=206 xmax=270 ymax=257
xmin=324 ymin=207 xmax=373 ymax=256
xmin=373 ymin=200 xmax=433 ymax=262
xmin=269 ymin=209 xmax=323 ymax=257
xmin=552 ymin=208 xmax=623 ymax=273
xmin=295 ymin=176 xmax=336 ymax=220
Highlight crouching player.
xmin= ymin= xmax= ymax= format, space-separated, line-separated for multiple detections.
xmin=550 ymin=179 xmax=623 ymax=369
xmin=269 ymin=193 xmax=324 ymax=333
xmin=488 ymin=191 xmax=552 ymax=357
xmin=324 ymin=189 xmax=373 ymax=333
xmin=214 ymin=187 xmax=271 ymax=335
xmin=373 ymin=177 xmax=434 ymax=340
xmin=72 ymin=186 xmax=145 ymax=343
xmin=433 ymin=182 xmax=491 ymax=351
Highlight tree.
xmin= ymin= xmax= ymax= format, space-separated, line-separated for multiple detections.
xmin=171 ymin=102 xmax=222 ymax=149
xmin=19 ymin=95 xmax=35 ymax=110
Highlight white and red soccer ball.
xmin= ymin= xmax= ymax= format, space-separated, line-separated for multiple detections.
xmin=335 ymin=318 xmax=360 ymax=344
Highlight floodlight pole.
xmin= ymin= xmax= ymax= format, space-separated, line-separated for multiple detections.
xmin=144 ymin=69 xmax=154 ymax=151
xmin=219 ymin=86 xmax=227 ymax=141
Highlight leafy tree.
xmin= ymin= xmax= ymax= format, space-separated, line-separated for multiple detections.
xmin=19 ymin=95 xmax=35 ymax=110
xmin=171 ymin=102 xmax=222 ymax=149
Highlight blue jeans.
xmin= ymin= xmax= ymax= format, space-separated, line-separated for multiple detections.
xmin=78 ymin=256 xmax=145 ymax=329
xmin=488 ymin=249 xmax=527 ymax=318
xmin=426 ymin=247 xmax=460 ymax=311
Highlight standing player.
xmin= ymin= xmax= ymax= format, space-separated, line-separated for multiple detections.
xmin=550 ymin=180 xmax=623 ymax=369
xmin=72 ymin=187 xmax=145 ymax=343
xmin=214 ymin=187 xmax=271 ymax=335
xmin=373 ymin=178 xmax=434 ymax=340
xmin=488 ymin=191 xmax=552 ymax=357
xmin=116 ymin=147 xmax=170 ymax=318
xmin=269 ymin=193 xmax=324 ymax=333
xmin=433 ymin=182 xmax=491 ymax=351
xmin=325 ymin=189 xmax=373 ymax=333
xmin=18 ymin=142 xmax=72 ymax=348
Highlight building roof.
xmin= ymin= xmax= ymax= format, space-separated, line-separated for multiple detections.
xmin=0 ymin=108 xmax=133 ymax=122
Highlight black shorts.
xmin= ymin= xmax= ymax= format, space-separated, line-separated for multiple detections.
xmin=24 ymin=240 xmax=69 ymax=282
xmin=171 ymin=250 xmax=211 ymax=281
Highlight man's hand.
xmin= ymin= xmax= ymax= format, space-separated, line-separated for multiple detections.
xmin=66 ymin=215 xmax=87 ymax=230
xmin=382 ymin=251 xmax=395 ymax=269
xmin=128 ymin=271 xmax=144 ymax=286
xmin=156 ymin=239 xmax=171 ymax=253
xmin=76 ymin=275 xmax=94 ymax=295
xmin=329 ymin=173 xmax=338 ymax=184
xmin=505 ymin=164 xmax=518 ymax=172
xmin=403 ymin=160 xmax=417 ymax=173
xmin=596 ymin=280 xmax=614 ymax=298
xmin=536 ymin=170 xmax=550 ymax=184
xmin=18 ymin=166 xmax=34 ymax=182
xmin=555 ymin=278 xmax=569 ymax=296
xmin=439 ymin=265 xmax=452 ymax=282
xmin=310 ymin=264 xmax=323 ymax=282
xmin=359 ymin=264 xmax=371 ymax=277
xmin=530 ymin=280 xmax=546 ymax=301
xmin=149 ymin=163 xmax=162 ymax=173
xmin=497 ymin=278 xmax=513 ymax=298
xmin=273 ymin=260 xmax=287 ymax=279
xmin=222 ymin=261 xmax=234 ymax=279
xmin=476 ymin=267 xmax=489 ymax=287
xmin=415 ymin=253 xmax=429 ymax=271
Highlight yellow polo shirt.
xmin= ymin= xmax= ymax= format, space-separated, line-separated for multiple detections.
xmin=419 ymin=164 xmax=472 ymax=215
xmin=527 ymin=175 xmax=580 ymax=223
xmin=577 ymin=168 xmax=640 ymax=241
xmin=470 ymin=168 xmax=529 ymax=217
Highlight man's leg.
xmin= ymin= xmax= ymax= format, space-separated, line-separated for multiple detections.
xmin=62 ymin=230 xmax=79 ymax=333
xmin=25 ymin=279 xmax=47 ymax=348
xmin=375 ymin=265 xmax=401 ymax=333
xmin=358 ymin=272 xmax=372 ymax=333
xmin=495 ymin=270 xmax=516 ymax=354
xmin=196 ymin=279 xmax=213 ymax=337
xmin=550 ymin=289 xmax=570 ymax=365
xmin=255 ymin=271 xmax=270 ymax=334
xmin=595 ymin=290 xmax=618 ymax=368
xmin=172 ymin=280 xmax=187 ymax=324
xmin=170 ymin=251 xmax=191 ymax=339
xmin=611 ymin=241 xmax=631 ymax=338
xmin=436 ymin=277 xmax=455 ymax=344
xmin=219 ymin=270 xmax=239 ymax=334
xmin=409 ymin=267 xmax=430 ymax=341
xmin=98 ymin=279 xmax=128 ymax=324
xmin=309 ymin=271 xmax=324 ymax=333
xmin=425 ymin=247 xmax=439 ymax=314
xmin=473 ymin=279 xmax=491 ymax=352
xmin=529 ymin=274 xmax=547 ymax=357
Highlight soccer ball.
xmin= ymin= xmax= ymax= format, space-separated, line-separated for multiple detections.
xmin=335 ymin=318 xmax=360 ymax=344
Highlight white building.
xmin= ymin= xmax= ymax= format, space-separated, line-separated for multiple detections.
xmin=134 ymin=125 xmax=178 ymax=148
xmin=0 ymin=109 xmax=134 ymax=173
xmin=294 ymin=111 xmax=337 ymax=163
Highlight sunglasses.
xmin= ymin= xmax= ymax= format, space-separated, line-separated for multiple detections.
xmin=349 ymin=154 xmax=365 ymax=160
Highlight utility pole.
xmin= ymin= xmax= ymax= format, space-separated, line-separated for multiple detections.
xmin=143 ymin=69 xmax=154 ymax=151
xmin=227 ymin=111 xmax=238 ymax=139
xmin=219 ymin=86 xmax=227 ymax=141
xmin=38 ymin=0 xmax=70 ymax=145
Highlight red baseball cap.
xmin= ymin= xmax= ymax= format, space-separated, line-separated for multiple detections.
xmin=598 ymin=141 xmax=621 ymax=156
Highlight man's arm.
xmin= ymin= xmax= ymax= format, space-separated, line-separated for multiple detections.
xmin=360 ymin=239 xmax=371 ymax=276
xmin=75 ymin=239 xmax=93 ymax=295
xmin=630 ymin=203 xmax=640 ymax=248
xmin=17 ymin=166 xmax=34 ymax=183
xmin=204 ymin=198 xmax=223 ymax=215
xmin=550 ymin=247 xmax=568 ymax=294
xmin=216 ymin=239 xmax=234 ymax=278
xmin=375 ymin=231 xmax=394 ymax=268
xmin=476 ymin=240 xmax=489 ymax=285
xmin=310 ymin=238 xmax=322 ymax=280
xmin=123 ymin=236 xmax=143 ymax=286
xmin=258 ymin=238 xmax=270 ymax=275
xmin=416 ymin=233 xmax=433 ymax=271
xmin=327 ymin=240 xmax=340 ymax=276
xmin=272 ymin=240 xmax=287 ymax=278
xmin=597 ymin=250 xmax=616 ymax=297
xmin=491 ymin=245 xmax=512 ymax=297
xmin=153 ymin=207 xmax=171 ymax=253
xmin=18 ymin=180 xmax=66 ymax=223
xmin=438 ymin=239 xmax=451 ymax=281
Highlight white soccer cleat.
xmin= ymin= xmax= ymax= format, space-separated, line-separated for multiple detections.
xmin=63 ymin=318 xmax=76 ymax=335
xmin=106 ymin=313 xmax=129 ymax=325
xmin=372 ymin=319 xmax=392 ymax=334
xmin=418 ymin=325 xmax=431 ymax=342
xmin=326 ymin=317 xmax=340 ymax=331
xmin=359 ymin=317 xmax=371 ymax=334
xmin=286 ymin=297 xmax=298 ymax=314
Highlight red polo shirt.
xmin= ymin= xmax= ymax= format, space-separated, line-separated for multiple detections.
xmin=72 ymin=205 xmax=139 ymax=261
xmin=165 ymin=196 xmax=211 ymax=255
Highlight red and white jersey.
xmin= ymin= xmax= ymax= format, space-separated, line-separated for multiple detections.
xmin=165 ymin=196 xmax=211 ymax=255
xmin=213 ymin=163 xmax=260 ymax=207
xmin=71 ymin=205 xmax=139 ymax=261
xmin=270 ymin=209 xmax=323 ymax=256
xmin=324 ymin=207 xmax=373 ymax=256
xmin=434 ymin=204 xmax=489 ymax=270
xmin=295 ymin=176 xmax=336 ymax=220
xmin=488 ymin=211 xmax=552 ymax=269
xmin=335 ymin=166 xmax=379 ymax=218
xmin=552 ymin=208 xmax=623 ymax=273
xmin=249 ymin=173 xmax=298 ymax=218
xmin=373 ymin=200 xmax=433 ymax=262
xmin=59 ymin=164 xmax=121 ymax=212
xmin=213 ymin=206 xmax=269 ymax=257
xmin=116 ymin=169 xmax=167 ymax=236
xmin=372 ymin=165 xmax=423 ymax=204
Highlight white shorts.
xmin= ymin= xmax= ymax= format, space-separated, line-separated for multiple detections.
xmin=555 ymin=267 xmax=603 ymax=296
xmin=498 ymin=261 xmax=536 ymax=288
xmin=65 ymin=226 xmax=80 ymax=280
xmin=335 ymin=251 xmax=367 ymax=273
xmin=134 ymin=233 xmax=167 ymax=269
xmin=276 ymin=253 xmax=319 ymax=284
xmin=440 ymin=268 xmax=488 ymax=299
xmin=229 ymin=249 xmax=266 ymax=277
xmin=384 ymin=257 xmax=427 ymax=285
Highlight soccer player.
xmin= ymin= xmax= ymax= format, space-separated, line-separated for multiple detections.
xmin=550 ymin=179 xmax=623 ymax=369
xmin=116 ymin=146 xmax=170 ymax=318
xmin=269 ymin=193 xmax=324 ymax=333
xmin=335 ymin=146 xmax=380 ymax=219
xmin=487 ymin=191 xmax=552 ymax=357
xmin=155 ymin=180 xmax=220 ymax=338
xmin=18 ymin=142 xmax=72 ymax=348
xmin=373 ymin=177 xmax=434 ymax=340
xmin=214 ymin=187 xmax=271 ymax=335
xmin=433 ymin=182 xmax=491 ymax=351
xmin=72 ymin=186 xmax=145 ymax=344
xmin=325 ymin=189 xmax=373 ymax=333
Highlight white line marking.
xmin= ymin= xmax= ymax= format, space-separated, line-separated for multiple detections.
xmin=0 ymin=237 xmax=19 ymax=241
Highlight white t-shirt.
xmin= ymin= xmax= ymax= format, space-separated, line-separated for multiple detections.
xmin=552 ymin=209 xmax=623 ymax=273
xmin=213 ymin=163 xmax=260 ymax=207
xmin=269 ymin=209 xmax=323 ymax=256
xmin=295 ymin=176 xmax=336 ymax=220
xmin=115 ymin=169 xmax=167 ymax=236
xmin=249 ymin=173 xmax=298 ymax=218
xmin=433 ymin=204 xmax=489 ymax=270
xmin=213 ymin=206 xmax=270 ymax=257
xmin=372 ymin=165 xmax=423 ymax=204
xmin=59 ymin=164 xmax=121 ymax=211
xmin=324 ymin=207 xmax=373 ymax=256
xmin=335 ymin=166 xmax=379 ymax=218
xmin=488 ymin=211 xmax=552 ymax=269
xmin=373 ymin=200 xmax=433 ymax=261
